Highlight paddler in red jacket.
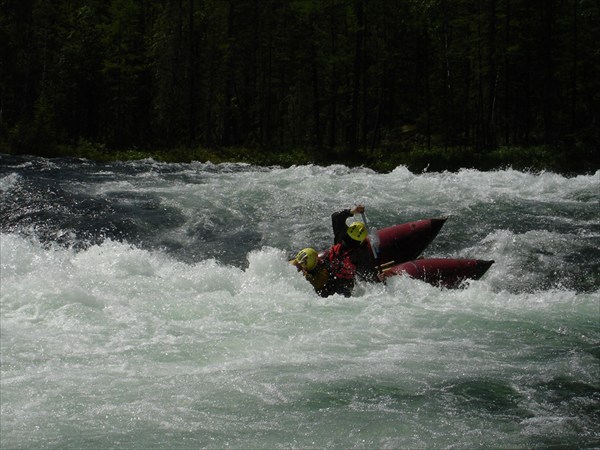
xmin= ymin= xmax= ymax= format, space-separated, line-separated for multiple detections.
xmin=329 ymin=204 xmax=381 ymax=285
xmin=291 ymin=205 xmax=381 ymax=297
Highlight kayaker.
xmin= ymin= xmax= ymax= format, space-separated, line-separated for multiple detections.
xmin=291 ymin=205 xmax=381 ymax=297
xmin=330 ymin=204 xmax=380 ymax=284
xmin=291 ymin=246 xmax=356 ymax=297
xmin=290 ymin=248 xmax=332 ymax=296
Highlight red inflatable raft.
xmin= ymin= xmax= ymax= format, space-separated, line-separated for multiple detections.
xmin=374 ymin=217 xmax=447 ymax=265
xmin=316 ymin=216 xmax=493 ymax=289
xmin=381 ymin=258 xmax=494 ymax=288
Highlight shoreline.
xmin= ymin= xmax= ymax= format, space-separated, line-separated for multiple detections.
xmin=2 ymin=144 xmax=598 ymax=175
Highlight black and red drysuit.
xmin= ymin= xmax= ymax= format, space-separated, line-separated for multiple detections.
xmin=315 ymin=209 xmax=380 ymax=297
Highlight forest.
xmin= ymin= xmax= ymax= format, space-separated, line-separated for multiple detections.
xmin=1 ymin=0 xmax=599 ymax=172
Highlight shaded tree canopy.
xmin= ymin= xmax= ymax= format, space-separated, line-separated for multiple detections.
xmin=1 ymin=0 xmax=598 ymax=170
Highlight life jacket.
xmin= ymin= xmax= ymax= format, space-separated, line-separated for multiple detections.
xmin=306 ymin=264 xmax=329 ymax=290
xmin=326 ymin=243 xmax=356 ymax=280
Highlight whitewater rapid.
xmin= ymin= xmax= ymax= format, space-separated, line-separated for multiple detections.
xmin=1 ymin=155 xmax=598 ymax=449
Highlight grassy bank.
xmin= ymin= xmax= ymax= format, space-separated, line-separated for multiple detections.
xmin=6 ymin=140 xmax=598 ymax=174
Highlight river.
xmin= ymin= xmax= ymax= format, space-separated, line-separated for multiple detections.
xmin=1 ymin=154 xmax=598 ymax=449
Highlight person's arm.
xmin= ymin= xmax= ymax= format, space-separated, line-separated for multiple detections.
xmin=331 ymin=209 xmax=352 ymax=243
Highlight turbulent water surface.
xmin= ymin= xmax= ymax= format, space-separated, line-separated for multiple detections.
xmin=1 ymin=154 xmax=599 ymax=449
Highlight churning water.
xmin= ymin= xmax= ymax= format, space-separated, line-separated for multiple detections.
xmin=1 ymin=154 xmax=598 ymax=449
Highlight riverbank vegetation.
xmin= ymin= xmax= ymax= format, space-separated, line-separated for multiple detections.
xmin=37 ymin=140 xmax=586 ymax=174
xmin=2 ymin=0 xmax=598 ymax=173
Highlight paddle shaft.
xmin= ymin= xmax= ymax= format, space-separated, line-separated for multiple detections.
xmin=361 ymin=212 xmax=385 ymax=281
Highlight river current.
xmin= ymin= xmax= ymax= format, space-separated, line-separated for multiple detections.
xmin=1 ymin=154 xmax=598 ymax=449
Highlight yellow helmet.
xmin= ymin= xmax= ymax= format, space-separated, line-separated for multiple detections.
xmin=293 ymin=248 xmax=318 ymax=271
xmin=346 ymin=222 xmax=367 ymax=243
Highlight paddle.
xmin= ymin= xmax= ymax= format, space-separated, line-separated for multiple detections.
xmin=361 ymin=211 xmax=385 ymax=282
